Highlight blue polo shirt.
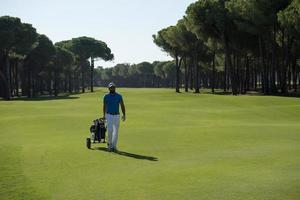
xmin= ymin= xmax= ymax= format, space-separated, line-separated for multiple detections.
xmin=103 ymin=93 xmax=123 ymax=114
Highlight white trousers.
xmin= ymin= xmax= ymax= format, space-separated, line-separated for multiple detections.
xmin=105 ymin=114 xmax=120 ymax=149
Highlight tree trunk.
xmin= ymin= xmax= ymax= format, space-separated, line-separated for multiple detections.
xmin=254 ymin=61 xmax=258 ymax=91
xmin=4 ymin=51 xmax=11 ymax=100
xmin=271 ymin=24 xmax=277 ymax=93
xmin=10 ymin=59 xmax=15 ymax=97
xmin=184 ymin=57 xmax=188 ymax=92
xmin=32 ymin=74 xmax=37 ymax=97
xmin=259 ymin=35 xmax=270 ymax=95
xmin=224 ymin=32 xmax=237 ymax=95
xmin=68 ymin=73 xmax=72 ymax=93
xmin=64 ymin=75 xmax=67 ymax=93
xmin=194 ymin=52 xmax=200 ymax=94
xmin=281 ymin=28 xmax=288 ymax=94
xmin=81 ymin=64 xmax=85 ymax=93
xmin=90 ymin=57 xmax=94 ymax=92
xmin=175 ymin=55 xmax=180 ymax=93
xmin=189 ymin=60 xmax=194 ymax=91
xmin=74 ymin=71 xmax=78 ymax=93
xmin=292 ymin=57 xmax=297 ymax=92
xmin=0 ymin=70 xmax=7 ymax=99
xmin=244 ymin=56 xmax=250 ymax=93
xmin=223 ymin=56 xmax=227 ymax=92
xmin=226 ymin=44 xmax=236 ymax=94
xmin=15 ymin=60 xmax=19 ymax=97
xmin=27 ymin=70 xmax=31 ymax=97
xmin=54 ymin=71 xmax=58 ymax=96
xmin=231 ymin=53 xmax=237 ymax=95
xmin=212 ymin=51 xmax=216 ymax=93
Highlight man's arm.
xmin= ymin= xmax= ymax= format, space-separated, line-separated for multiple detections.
xmin=120 ymin=99 xmax=126 ymax=121
xmin=103 ymin=99 xmax=106 ymax=119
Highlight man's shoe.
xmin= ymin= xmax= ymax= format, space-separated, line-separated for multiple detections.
xmin=112 ymin=148 xmax=118 ymax=153
xmin=107 ymin=143 xmax=112 ymax=152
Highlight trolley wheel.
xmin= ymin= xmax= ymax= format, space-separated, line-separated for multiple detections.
xmin=86 ymin=138 xmax=91 ymax=149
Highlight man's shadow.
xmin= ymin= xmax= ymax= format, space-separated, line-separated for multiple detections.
xmin=94 ymin=147 xmax=158 ymax=161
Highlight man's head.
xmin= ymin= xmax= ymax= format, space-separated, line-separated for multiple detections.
xmin=108 ymin=82 xmax=116 ymax=93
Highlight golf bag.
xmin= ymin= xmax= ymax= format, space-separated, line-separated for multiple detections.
xmin=86 ymin=118 xmax=107 ymax=149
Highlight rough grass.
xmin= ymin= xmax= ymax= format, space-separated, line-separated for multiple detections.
xmin=0 ymin=88 xmax=300 ymax=200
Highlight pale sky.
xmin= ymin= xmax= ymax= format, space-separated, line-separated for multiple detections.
xmin=1 ymin=0 xmax=196 ymax=67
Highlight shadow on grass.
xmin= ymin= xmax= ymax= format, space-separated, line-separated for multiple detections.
xmin=201 ymin=89 xmax=300 ymax=98
xmin=7 ymin=95 xmax=80 ymax=101
xmin=246 ymin=92 xmax=300 ymax=98
xmin=94 ymin=147 xmax=158 ymax=161
xmin=208 ymin=91 xmax=233 ymax=95
xmin=1 ymin=89 xmax=108 ymax=101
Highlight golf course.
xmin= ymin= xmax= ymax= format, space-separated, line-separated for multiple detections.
xmin=0 ymin=88 xmax=300 ymax=200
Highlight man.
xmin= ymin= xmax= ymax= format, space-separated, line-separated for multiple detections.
xmin=103 ymin=82 xmax=126 ymax=152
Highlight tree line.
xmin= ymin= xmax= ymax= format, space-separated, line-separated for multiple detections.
xmin=95 ymin=61 xmax=178 ymax=88
xmin=80 ymin=0 xmax=300 ymax=95
xmin=152 ymin=0 xmax=300 ymax=95
xmin=94 ymin=60 xmax=223 ymax=90
xmin=2 ymin=0 xmax=300 ymax=98
xmin=0 ymin=16 xmax=113 ymax=100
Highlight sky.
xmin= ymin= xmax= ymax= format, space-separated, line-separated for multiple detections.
xmin=1 ymin=0 xmax=196 ymax=67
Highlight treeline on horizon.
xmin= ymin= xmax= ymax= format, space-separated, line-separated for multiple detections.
xmin=95 ymin=60 xmax=222 ymax=89
xmin=1 ymin=0 xmax=300 ymax=100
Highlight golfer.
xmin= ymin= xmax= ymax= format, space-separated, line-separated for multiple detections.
xmin=103 ymin=82 xmax=126 ymax=152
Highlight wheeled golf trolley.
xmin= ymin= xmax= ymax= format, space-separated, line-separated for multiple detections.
xmin=86 ymin=118 xmax=107 ymax=149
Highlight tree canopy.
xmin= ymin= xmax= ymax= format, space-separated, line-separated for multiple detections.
xmin=0 ymin=16 xmax=113 ymax=99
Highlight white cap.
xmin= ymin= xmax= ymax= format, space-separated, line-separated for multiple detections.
xmin=108 ymin=82 xmax=116 ymax=88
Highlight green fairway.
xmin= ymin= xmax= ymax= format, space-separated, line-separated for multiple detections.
xmin=0 ymin=88 xmax=300 ymax=200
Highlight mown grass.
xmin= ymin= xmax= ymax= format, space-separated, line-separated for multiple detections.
xmin=0 ymin=88 xmax=300 ymax=200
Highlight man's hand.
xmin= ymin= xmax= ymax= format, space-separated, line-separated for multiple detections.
xmin=122 ymin=115 xmax=126 ymax=122
xmin=120 ymin=99 xmax=126 ymax=122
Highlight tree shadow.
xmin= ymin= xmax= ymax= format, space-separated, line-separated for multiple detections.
xmin=226 ymin=91 xmax=300 ymax=98
xmin=7 ymin=95 xmax=80 ymax=101
xmin=209 ymin=91 xmax=233 ymax=95
xmin=202 ymin=89 xmax=300 ymax=98
xmin=95 ymin=147 xmax=158 ymax=161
